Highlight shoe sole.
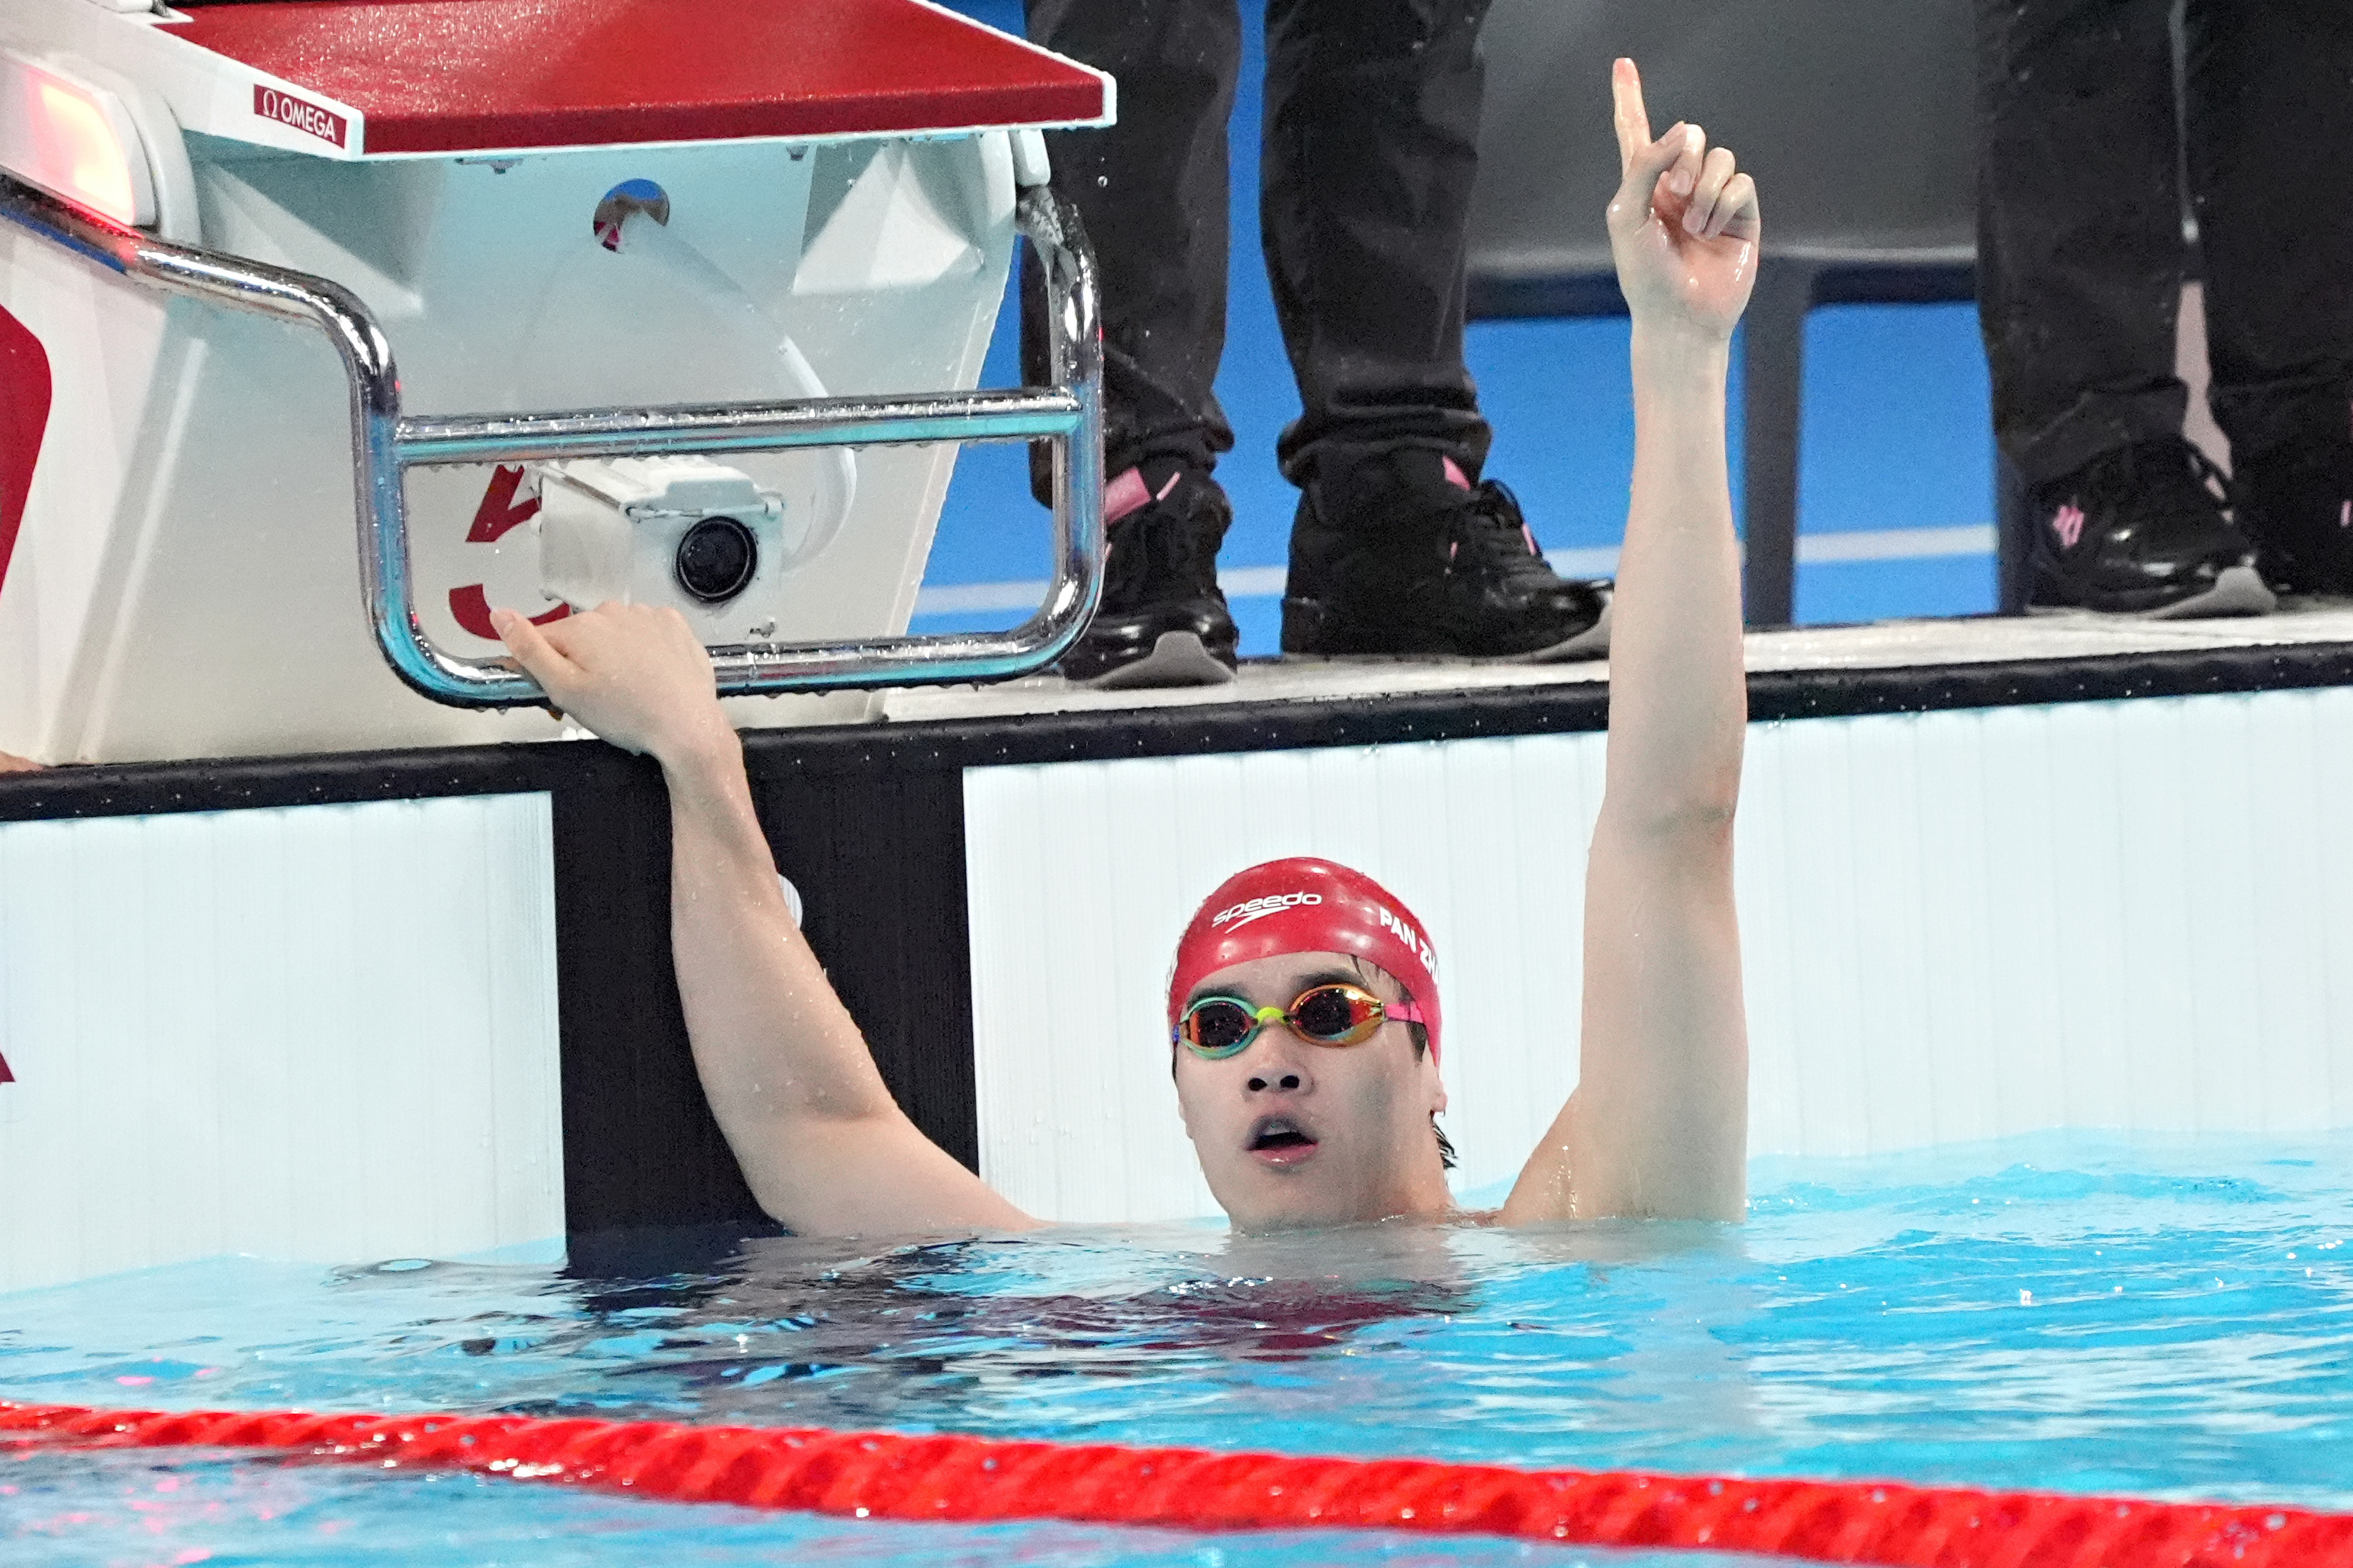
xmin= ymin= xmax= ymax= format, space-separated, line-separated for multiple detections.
xmin=1522 ymin=596 xmax=1614 ymax=662
xmin=2029 ymin=563 xmax=2277 ymax=620
xmin=1281 ymin=594 xmax=1614 ymax=665
xmin=1082 ymin=630 xmax=1237 ymax=690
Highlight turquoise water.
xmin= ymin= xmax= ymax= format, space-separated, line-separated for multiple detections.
xmin=5 ymin=1132 xmax=2350 ymax=1565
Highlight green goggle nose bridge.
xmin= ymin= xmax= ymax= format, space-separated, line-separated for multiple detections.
xmin=1175 ymin=982 xmax=1422 ymax=1059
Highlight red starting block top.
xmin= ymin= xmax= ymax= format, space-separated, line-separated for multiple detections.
xmin=162 ymin=0 xmax=1112 ymax=156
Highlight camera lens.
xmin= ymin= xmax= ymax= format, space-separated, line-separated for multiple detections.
xmin=674 ymin=516 xmax=758 ymax=603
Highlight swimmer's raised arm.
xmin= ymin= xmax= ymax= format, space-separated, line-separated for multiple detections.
xmin=1501 ymin=61 xmax=1754 ymax=1226
xmin=495 ymin=604 xmax=1038 ymax=1237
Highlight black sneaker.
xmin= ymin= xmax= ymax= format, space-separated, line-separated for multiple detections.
xmin=1059 ymin=462 xmax=1239 ymax=687
xmin=2237 ymin=412 xmax=2353 ymax=595
xmin=2028 ymin=436 xmax=2274 ymax=617
xmin=1280 ymin=452 xmax=1611 ymax=660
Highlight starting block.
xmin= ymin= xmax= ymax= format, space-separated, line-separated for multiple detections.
xmin=0 ymin=0 xmax=1112 ymax=762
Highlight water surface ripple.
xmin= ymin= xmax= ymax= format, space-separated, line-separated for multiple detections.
xmin=5 ymin=1132 xmax=2348 ymax=1564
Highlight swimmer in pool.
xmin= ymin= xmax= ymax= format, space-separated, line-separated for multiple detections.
xmin=495 ymin=61 xmax=1754 ymax=1234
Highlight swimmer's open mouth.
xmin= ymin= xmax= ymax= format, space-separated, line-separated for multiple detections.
xmin=1247 ymin=1116 xmax=1320 ymax=1162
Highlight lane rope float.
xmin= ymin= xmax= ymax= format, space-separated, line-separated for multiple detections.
xmin=4 ymin=1400 xmax=2349 ymax=1567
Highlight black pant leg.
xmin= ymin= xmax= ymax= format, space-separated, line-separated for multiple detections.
xmin=2182 ymin=0 xmax=2353 ymax=466
xmin=1976 ymin=0 xmax=2187 ymax=485
xmin=1261 ymin=0 xmax=1493 ymax=490
xmin=1022 ymin=0 xmax=1241 ymax=496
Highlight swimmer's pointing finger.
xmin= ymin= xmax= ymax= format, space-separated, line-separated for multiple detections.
xmin=1611 ymin=56 xmax=1652 ymax=174
xmin=1610 ymin=61 xmax=1698 ymax=242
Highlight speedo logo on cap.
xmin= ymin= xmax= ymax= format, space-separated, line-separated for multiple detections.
xmin=1377 ymin=905 xmax=1437 ymax=973
xmin=1211 ymin=891 xmax=1322 ymax=930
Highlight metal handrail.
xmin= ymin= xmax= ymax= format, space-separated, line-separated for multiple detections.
xmin=0 ymin=172 xmax=1105 ymax=707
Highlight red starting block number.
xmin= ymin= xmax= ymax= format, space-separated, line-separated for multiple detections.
xmin=448 ymin=466 xmax=568 ymax=640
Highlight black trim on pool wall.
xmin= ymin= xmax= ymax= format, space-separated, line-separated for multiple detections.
xmin=742 ymin=639 xmax=2353 ymax=777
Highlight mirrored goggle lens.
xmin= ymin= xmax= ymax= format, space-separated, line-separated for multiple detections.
xmin=1181 ymin=999 xmax=1258 ymax=1056
xmin=1290 ymin=983 xmax=1386 ymax=1043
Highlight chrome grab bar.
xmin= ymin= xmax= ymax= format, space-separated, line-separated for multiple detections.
xmin=0 ymin=173 xmax=1105 ymax=707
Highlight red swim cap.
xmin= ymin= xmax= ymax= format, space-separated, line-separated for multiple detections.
xmin=1167 ymin=858 xmax=1442 ymax=1059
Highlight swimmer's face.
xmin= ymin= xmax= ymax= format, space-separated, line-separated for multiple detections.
xmin=1172 ymin=951 xmax=1449 ymax=1232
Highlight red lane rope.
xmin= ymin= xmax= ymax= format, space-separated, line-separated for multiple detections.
xmin=5 ymin=1399 xmax=2349 ymax=1567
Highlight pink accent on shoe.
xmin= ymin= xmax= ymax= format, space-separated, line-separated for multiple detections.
xmin=2052 ymin=502 xmax=2087 ymax=550
xmin=1105 ymin=468 xmax=1152 ymax=525
xmin=1442 ymin=456 xmax=1472 ymax=490
xmin=2341 ymin=499 xmax=2351 ymax=530
xmin=1105 ymin=467 xmax=1185 ymax=525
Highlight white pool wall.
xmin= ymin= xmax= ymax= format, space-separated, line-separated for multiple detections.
xmin=0 ymin=793 xmax=565 ymax=1292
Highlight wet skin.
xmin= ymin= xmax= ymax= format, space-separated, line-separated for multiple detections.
xmin=1172 ymin=952 xmax=1455 ymax=1233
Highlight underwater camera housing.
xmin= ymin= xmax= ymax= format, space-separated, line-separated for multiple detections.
xmin=537 ymin=456 xmax=791 ymax=638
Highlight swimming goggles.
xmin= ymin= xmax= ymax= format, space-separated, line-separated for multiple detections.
xmin=1176 ymin=982 xmax=1427 ymax=1059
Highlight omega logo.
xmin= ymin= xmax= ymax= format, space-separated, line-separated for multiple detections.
xmin=252 ymin=85 xmax=348 ymax=148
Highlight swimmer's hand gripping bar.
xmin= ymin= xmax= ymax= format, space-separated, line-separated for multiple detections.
xmin=0 ymin=173 xmax=1105 ymax=706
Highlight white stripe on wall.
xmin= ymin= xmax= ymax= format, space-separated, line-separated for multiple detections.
xmin=0 ymin=793 xmax=564 ymax=1292
xmin=915 ymin=526 xmax=1995 ymax=616
xmin=1798 ymin=523 xmax=1995 ymax=563
xmin=964 ymin=685 xmax=2353 ymax=1224
xmin=915 ymin=579 xmax=1062 ymax=616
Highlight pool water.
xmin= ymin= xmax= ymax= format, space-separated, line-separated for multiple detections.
xmin=5 ymin=1130 xmax=2350 ymax=1566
